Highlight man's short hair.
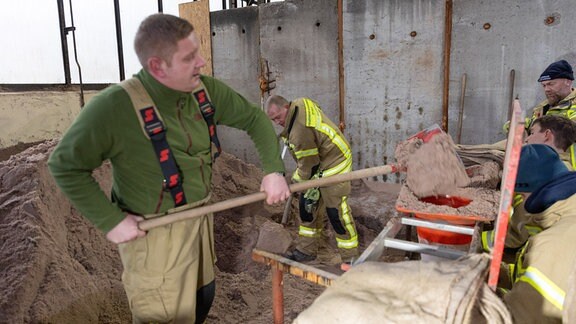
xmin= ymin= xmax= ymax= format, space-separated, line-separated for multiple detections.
xmin=532 ymin=115 xmax=576 ymax=151
xmin=134 ymin=14 xmax=194 ymax=69
xmin=265 ymin=95 xmax=289 ymax=113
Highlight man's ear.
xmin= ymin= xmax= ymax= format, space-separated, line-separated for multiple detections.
xmin=148 ymin=56 xmax=166 ymax=79
xmin=544 ymin=129 xmax=554 ymax=143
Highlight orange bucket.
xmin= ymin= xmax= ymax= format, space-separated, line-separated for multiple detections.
xmin=412 ymin=195 xmax=474 ymax=245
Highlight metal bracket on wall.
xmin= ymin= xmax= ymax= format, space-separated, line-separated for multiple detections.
xmin=259 ymin=58 xmax=276 ymax=97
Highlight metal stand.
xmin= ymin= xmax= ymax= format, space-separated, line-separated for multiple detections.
xmin=252 ymin=213 xmax=484 ymax=323
xmin=353 ymin=214 xmax=483 ymax=265
xmin=252 ymin=249 xmax=339 ymax=324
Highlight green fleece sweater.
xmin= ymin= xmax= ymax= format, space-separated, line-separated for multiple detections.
xmin=48 ymin=70 xmax=284 ymax=233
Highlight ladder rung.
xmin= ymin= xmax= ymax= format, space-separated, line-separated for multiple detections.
xmin=401 ymin=217 xmax=475 ymax=235
xmin=384 ymin=238 xmax=467 ymax=260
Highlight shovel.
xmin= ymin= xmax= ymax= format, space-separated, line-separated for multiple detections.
xmin=280 ymin=144 xmax=293 ymax=226
xmin=139 ymin=164 xmax=398 ymax=231
xmin=407 ymin=123 xmax=443 ymax=143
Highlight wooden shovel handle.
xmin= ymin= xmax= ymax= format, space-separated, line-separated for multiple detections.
xmin=139 ymin=164 xmax=397 ymax=231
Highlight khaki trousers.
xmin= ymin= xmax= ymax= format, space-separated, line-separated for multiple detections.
xmin=119 ymin=214 xmax=216 ymax=323
xmin=297 ymin=181 xmax=358 ymax=261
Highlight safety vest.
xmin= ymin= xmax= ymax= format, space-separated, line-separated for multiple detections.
xmin=120 ymin=78 xmax=221 ymax=207
xmin=285 ymin=98 xmax=352 ymax=182
xmin=529 ymin=89 xmax=576 ymax=170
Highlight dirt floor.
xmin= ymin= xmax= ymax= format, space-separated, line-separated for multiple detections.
xmin=0 ymin=141 xmax=404 ymax=323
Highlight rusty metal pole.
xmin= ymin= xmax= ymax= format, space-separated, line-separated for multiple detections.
xmin=456 ymin=73 xmax=467 ymax=144
xmin=337 ymin=0 xmax=346 ymax=132
xmin=272 ymin=268 xmax=284 ymax=324
xmin=441 ymin=0 xmax=453 ymax=132
xmin=507 ymin=69 xmax=516 ymax=120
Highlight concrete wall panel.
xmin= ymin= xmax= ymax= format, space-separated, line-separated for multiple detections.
xmin=210 ymin=7 xmax=263 ymax=164
xmin=211 ymin=0 xmax=338 ymax=169
xmin=449 ymin=0 xmax=576 ymax=145
xmin=259 ymin=0 xmax=338 ymax=172
xmin=344 ymin=0 xmax=445 ymax=182
xmin=259 ymin=0 xmax=339 ymax=120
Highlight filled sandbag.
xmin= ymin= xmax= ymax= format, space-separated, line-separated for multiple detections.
xmin=294 ymin=254 xmax=511 ymax=324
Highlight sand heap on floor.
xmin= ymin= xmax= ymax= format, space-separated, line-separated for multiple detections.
xmin=0 ymin=140 xmax=128 ymax=323
xmin=0 ymin=140 xmax=330 ymax=323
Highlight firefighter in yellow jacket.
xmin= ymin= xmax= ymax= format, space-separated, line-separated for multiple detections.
xmin=504 ymin=59 xmax=576 ymax=168
xmin=482 ymin=115 xmax=576 ymax=252
xmin=501 ymin=144 xmax=576 ymax=323
xmin=266 ymin=95 xmax=359 ymax=264
xmin=531 ymin=60 xmax=576 ymax=169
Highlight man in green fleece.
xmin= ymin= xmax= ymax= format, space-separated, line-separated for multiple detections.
xmin=48 ymin=13 xmax=290 ymax=324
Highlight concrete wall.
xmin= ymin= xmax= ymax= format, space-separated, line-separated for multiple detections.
xmin=2 ymin=0 xmax=575 ymax=182
xmin=211 ymin=0 xmax=575 ymax=180
xmin=212 ymin=0 xmax=445 ymax=181
xmin=344 ymin=0 xmax=444 ymax=183
xmin=449 ymin=0 xmax=576 ymax=145
xmin=211 ymin=0 xmax=338 ymax=172
xmin=211 ymin=7 xmax=263 ymax=163
xmin=0 ymin=91 xmax=96 ymax=148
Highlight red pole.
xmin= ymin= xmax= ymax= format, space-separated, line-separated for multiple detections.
xmin=272 ymin=268 xmax=284 ymax=324
xmin=488 ymin=99 xmax=525 ymax=290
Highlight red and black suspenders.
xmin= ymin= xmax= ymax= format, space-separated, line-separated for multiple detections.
xmin=121 ymin=78 xmax=220 ymax=207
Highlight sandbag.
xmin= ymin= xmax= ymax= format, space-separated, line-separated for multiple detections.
xmin=456 ymin=141 xmax=506 ymax=168
xmin=294 ymin=254 xmax=511 ymax=324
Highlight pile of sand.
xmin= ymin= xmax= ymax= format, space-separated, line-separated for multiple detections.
xmin=401 ymin=133 xmax=470 ymax=198
xmin=0 ymin=141 xmax=400 ymax=323
xmin=394 ymin=132 xmax=500 ymax=219
xmin=0 ymin=140 xmax=128 ymax=323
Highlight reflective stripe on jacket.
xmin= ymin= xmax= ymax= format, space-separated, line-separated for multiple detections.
xmin=481 ymin=194 xmax=536 ymax=251
xmin=280 ymin=98 xmax=352 ymax=182
xmin=503 ymin=194 xmax=576 ymax=322
xmin=529 ymin=88 xmax=576 ymax=169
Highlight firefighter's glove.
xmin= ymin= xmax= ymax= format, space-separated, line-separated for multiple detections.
xmin=502 ymin=121 xmax=510 ymax=134
xmin=503 ymin=117 xmax=533 ymax=134
xmin=303 ymin=188 xmax=320 ymax=213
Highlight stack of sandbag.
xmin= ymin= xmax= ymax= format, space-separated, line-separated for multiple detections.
xmin=456 ymin=140 xmax=506 ymax=167
xmin=294 ymin=254 xmax=512 ymax=324
xmin=455 ymin=141 xmax=506 ymax=168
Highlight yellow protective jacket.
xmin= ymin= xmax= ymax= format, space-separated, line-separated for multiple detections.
xmin=481 ymin=194 xmax=540 ymax=251
xmin=279 ymin=98 xmax=352 ymax=181
xmin=529 ymin=88 xmax=576 ymax=169
xmin=503 ymin=174 xmax=576 ymax=323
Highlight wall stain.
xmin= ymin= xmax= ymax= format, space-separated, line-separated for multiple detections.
xmin=395 ymin=123 xmax=401 ymax=130
xmin=370 ymin=49 xmax=389 ymax=60
xmin=416 ymin=49 xmax=435 ymax=69
xmin=383 ymin=114 xmax=389 ymax=122
xmin=418 ymin=107 xmax=424 ymax=115
xmin=395 ymin=106 xmax=402 ymax=119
